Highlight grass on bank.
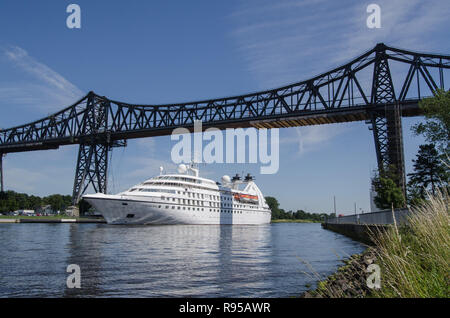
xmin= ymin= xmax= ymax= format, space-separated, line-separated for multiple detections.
xmin=369 ymin=190 xmax=449 ymax=298
xmin=303 ymin=189 xmax=449 ymax=298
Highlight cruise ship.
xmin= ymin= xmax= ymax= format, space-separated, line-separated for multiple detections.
xmin=83 ymin=163 xmax=271 ymax=225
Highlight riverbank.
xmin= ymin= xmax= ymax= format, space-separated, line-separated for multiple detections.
xmin=301 ymin=247 xmax=375 ymax=298
xmin=271 ymin=219 xmax=318 ymax=223
xmin=0 ymin=215 xmax=105 ymax=223
xmin=302 ymin=191 xmax=449 ymax=298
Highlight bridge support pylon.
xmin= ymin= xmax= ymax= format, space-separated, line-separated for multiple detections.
xmin=72 ymin=143 xmax=109 ymax=205
xmin=71 ymin=139 xmax=127 ymax=206
xmin=71 ymin=92 xmax=127 ymax=206
xmin=369 ymin=104 xmax=406 ymax=196
xmin=0 ymin=153 xmax=4 ymax=193
xmin=369 ymin=44 xmax=407 ymax=200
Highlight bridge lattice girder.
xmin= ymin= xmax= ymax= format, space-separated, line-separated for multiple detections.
xmin=0 ymin=43 xmax=448 ymax=203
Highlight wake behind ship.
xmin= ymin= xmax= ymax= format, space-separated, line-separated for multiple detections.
xmin=83 ymin=163 xmax=271 ymax=224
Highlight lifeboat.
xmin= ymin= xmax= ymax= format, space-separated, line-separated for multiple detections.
xmin=233 ymin=193 xmax=258 ymax=203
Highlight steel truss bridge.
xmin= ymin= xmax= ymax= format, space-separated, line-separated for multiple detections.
xmin=0 ymin=43 xmax=449 ymax=205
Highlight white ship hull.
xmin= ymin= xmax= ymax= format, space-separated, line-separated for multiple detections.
xmin=84 ymin=194 xmax=271 ymax=225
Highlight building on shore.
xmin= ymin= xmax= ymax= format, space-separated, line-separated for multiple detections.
xmin=65 ymin=206 xmax=79 ymax=217
xmin=36 ymin=205 xmax=56 ymax=216
xmin=15 ymin=209 xmax=35 ymax=216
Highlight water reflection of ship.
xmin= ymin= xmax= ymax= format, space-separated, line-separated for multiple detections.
xmin=63 ymin=224 xmax=105 ymax=297
xmin=62 ymin=224 xmax=273 ymax=297
xmin=216 ymin=225 xmax=272 ymax=296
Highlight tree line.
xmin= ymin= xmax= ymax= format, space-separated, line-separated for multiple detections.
xmin=0 ymin=191 xmax=72 ymax=214
xmin=265 ymin=196 xmax=334 ymax=221
xmin=372 ymin=89 xmax=450 ymax=209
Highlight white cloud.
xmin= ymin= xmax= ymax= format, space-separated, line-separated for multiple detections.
xmin=334 ymin=0 xmax=450 ymax=63
xmin=3 ymin=149 xmax=76 ymax=196
xmin=279 ymin=124 xmax=350 ymax=156
xmin=135 ymin=137 xmax=157 ymax=152
xmin=5 ymin=167 xmax=44 ymax=193
xmin=230 ymin=0 xmax=450 ymax=87
xmin=228 ymin=0 xmax=450 ymax=152
xmin=0 ymin=46 xmax=88 ymax=196
xmin=1 ymin=45 xmax=85 ymax=112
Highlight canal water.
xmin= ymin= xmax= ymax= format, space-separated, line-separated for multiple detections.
xmin=0 ymin=223 xmax=364 ymax=297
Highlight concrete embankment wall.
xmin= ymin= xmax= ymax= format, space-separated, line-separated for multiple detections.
xmin=321 ymin=223 xmax=388 ymax=245
xmin=0 ymin=218 xmax=106 ymax=224
xmin=321 ymin=208 xmax=410 ymax=244
xmin=325 ymin=208 xmax=410 ymax=225
xmin=0 ymin=219 xmax=20 ymax=223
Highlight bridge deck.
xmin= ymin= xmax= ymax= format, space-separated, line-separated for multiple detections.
xmin=0 ymin=101 xmax=420 ymax=154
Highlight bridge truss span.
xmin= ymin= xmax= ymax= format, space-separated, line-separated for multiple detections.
xmin=0 ymin=43 xmax=448 ymax=203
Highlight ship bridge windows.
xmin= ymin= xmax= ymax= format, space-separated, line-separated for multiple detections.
xmin=148 ymin=176 xmax=216 ymax=186
xmin=143 ymin=179 xmax=218 ymax=192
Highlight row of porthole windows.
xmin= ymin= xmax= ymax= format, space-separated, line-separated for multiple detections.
xmin=160 ymin=196 xmax=256 ymax=210
xmin=177 ymin=190 xmax=239 ymax=203
xmin=176 ymin=190 xmax=222 ymax=201
xmin=158 ymin=205 xmax=244 ymax=214
xmin=141 ymin=186 xmax=258 ymax=209
xmin=161 ymin=197 xmax=247 ymax=209
xmin=161 ymin=197 xmax=206 ymax=206
xmin=162 ymin=205 xmax=204 ymax=211
xmin=162 ymin=191 xmax=220 ymax=201
xmin=157 ymin=189 xmax=258 ymax=209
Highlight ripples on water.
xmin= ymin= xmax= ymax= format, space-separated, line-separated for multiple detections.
xmin=0 ymin=223 xmax=364 ymax=297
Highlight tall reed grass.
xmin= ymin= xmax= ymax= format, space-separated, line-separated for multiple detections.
xmin=370 ymin=189 xmax=449 ymax=297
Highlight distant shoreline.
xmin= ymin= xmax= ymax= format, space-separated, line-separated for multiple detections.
xmin=0 ymin=215 xmax=319 ymax=224
xmin=0 ymin=215 xmax=105 ymax=223
xmin=271 ymin=219 xmax=319 ymax=223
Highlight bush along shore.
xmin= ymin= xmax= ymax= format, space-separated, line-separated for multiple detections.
xmin=302 ymin=190 xmax=449 ymax=298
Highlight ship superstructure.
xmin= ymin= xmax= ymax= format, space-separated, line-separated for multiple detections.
xmin=83 ymin=163 xmax=271 ymax=224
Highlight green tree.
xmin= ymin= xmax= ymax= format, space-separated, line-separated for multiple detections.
xmin=44 ymin=194 xmax=65 ymax=213
xmin=412 ymin=89 xmax=450 ymax=154
xmin=78 ymin=199 xmax=92 ymax=216
xmin=265 ymin=196 xmax=332 ymax=221
xmin=372 ymin=167 xmax=405 ymax=209
xmin=407 ymin=144 xmax=448 ymax=199
xmin=265 ymin=196 xmax=281 ymax=219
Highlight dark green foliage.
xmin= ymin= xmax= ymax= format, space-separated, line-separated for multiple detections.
xmin=408 ymin=90 xmax=450 ymax=206
xmin=0 ymin=191 xmax=72 ymax=213
xmin=78 ymin=199 xmax=92 ymax=215
xmin=371 ymin=166 xmax=405 ymax=209
xmin=265 ymin=196 xmax=333 ymax=221
xmin=407 ymin=144 xmax=449 ymax=199
xmin=412 ymin=89 xmax=450 ymax=154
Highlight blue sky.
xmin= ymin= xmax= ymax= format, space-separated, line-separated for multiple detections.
xmin=0 ymin=0 xmax=449 ymax=214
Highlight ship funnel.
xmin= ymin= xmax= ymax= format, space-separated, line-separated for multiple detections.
xmin=244 ymin=173 xmax=254 ymax=182
xmin=232 ymin=173 xmax=241 ymax=182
